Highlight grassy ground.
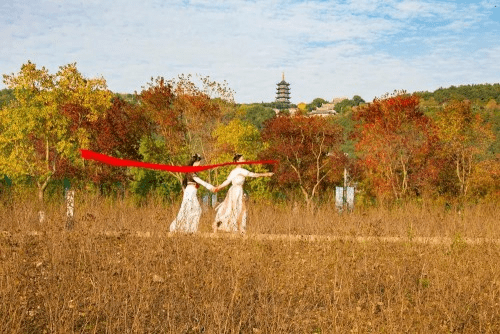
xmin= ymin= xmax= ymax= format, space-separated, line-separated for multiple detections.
xmin=1 ymin=194 xmax=499 ymax=333
xmin=3 ymin=192 xmax=500 ymax=239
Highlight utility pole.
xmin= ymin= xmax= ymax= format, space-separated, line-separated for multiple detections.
xmin=336 ymin=154 xmax=350 ymax=212
xmin=343 ymin=153 xmax=348 ymax=210
xmin=344 ymin=166 xmax=347 ymax=197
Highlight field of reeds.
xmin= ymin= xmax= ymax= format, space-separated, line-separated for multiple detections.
xmin=1 ymin=192 xmax=500 ymax=333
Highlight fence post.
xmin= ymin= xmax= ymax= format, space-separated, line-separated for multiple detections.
xmin=65 ymin=188 xmax=75 ymax=230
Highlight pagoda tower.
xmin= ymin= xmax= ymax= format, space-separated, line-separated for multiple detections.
xmin=275 ymin=72 xmax=291 ymax=109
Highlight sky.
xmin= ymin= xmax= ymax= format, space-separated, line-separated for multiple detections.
xmin=1 ymin=0 xmax=499 ymax=104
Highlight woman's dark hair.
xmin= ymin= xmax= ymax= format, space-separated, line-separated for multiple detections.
xmin=187 ymin=153 xmax=202 ymax=166
xmin=182 ymin=154 xmax=202 ymax=188
xmin=233 ymin=154 xmax=243 ymax=163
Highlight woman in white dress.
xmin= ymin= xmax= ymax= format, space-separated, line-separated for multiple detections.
xmin=170 ymin=154 xmax=215 ymax=233
xmin=213 ymin=154 xmax=273 ymax=234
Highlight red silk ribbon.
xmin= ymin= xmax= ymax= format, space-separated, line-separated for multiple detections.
xmin=80 ymin=149 xmax=277 ymax=173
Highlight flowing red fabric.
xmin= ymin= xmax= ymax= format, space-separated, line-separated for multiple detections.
xmin=80 ymin=149 xmax=277 ymax=173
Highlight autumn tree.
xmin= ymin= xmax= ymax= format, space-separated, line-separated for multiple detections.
xmin=138 ymin=75 xmax=233 ymax=162
xmin=0 ymin=61 xmax=112 ymax=203
xmin=58 ymin=96 xmax=150 ymax=193
xmin=434 ymin=100 xmax=494 ymax=199
xmin=467 ymin=157 xmax=500 ymax=200
xmin=167 ymin=74 xmax=232 ymax=160
xmin=125 ymin=77 xmax=183 ymax=198
xmin=129 ymin=75 xmax=234 ymax=196
xmin=260 ymin=115 xmax=344 ymax=208
xmin=353 ymin=93 xmax=437 ymax=201
xmin=212 ymin=119 xmax=271 ymax=199
xmin=213 ymin=119 xmax=266 ymax=159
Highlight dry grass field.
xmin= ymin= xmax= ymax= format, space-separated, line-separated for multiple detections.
xmin=1 ymin=193 xmax=500 ymax=333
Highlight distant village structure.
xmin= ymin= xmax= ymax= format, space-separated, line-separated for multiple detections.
xmin=308 ymin=97 xmax=348 ymax=117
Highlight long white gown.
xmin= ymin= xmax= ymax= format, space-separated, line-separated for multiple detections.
xmin=170 ymin=176 xmax=214 ymax=233
xmin=214 ymin=167 xmax=258 ymax=233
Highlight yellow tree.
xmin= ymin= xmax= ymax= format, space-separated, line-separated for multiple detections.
xmin=435 ymin=100 xmax=494 ymax=199
xmin=0 ymin=61 xmax=112 ymax=204
xmin=212 ymin=119 xmax=265 ymax=160
xmin=212 ymin=119 xmax=271 ymax=199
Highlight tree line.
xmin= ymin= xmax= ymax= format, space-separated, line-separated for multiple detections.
xmin=0 ymin=62 xmax=499 ymax=208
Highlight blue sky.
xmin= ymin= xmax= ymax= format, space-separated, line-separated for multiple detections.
xmin=1 ymin=0 xmax=499 ymax=104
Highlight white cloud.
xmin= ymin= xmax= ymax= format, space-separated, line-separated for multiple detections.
xmin=1 ymin=0 xmax=499 ymax=103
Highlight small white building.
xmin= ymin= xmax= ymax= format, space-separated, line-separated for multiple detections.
xmin=308 ymin=109 xmax=337 ymax=117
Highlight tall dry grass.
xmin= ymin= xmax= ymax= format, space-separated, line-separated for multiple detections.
xmin=2 ymin=191 xmax=499 ymax=239
xmin=1 ymin=192 xmax=500 ymax=333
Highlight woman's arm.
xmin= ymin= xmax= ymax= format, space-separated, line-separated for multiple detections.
xmin=247 ymin=171 xmax=274 ymax=178
xmin=213 ymin=169 xmax=236 ymax=192
xmin=193 ymin=176 xmax=216 ymax=192
xmin=240 ymin=168 xmax=273 ymax=178
xmin=214 ymin=178 xmax=231 ymax=192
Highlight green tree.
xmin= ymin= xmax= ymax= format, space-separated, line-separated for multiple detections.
xmin=480 ymin=105 xmax=500 ymax=156
xmin=334 ymin=95 xmax=365 ymax=113
xmin=306 ymin=98 xmax=328 ymax=111
xmin=127 ymin=135 xmax=182 ymax=203
xmin=418 ymin=83 xmax=500 ymax=105
xmin=352 ymin=95 xmax=365 ymax=106
xmin=242 ymin=104 xmax=276 ymax=130
xmin=334 ymin=99 xmax=350 ymax=113
xmin=331 ymin=109 xmax=356 ymax=157
xmin=0 ymin=88 xmax=14 ymax=109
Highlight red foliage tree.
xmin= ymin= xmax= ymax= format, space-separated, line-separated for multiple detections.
xmin=135 ymin=76 xmax=226 ymax=187
xmin=353 ymin=94 xmax=438 ymax=201
xmin=58 ymin=96 xmax=151 ymax=188
xmin=260 ymin=116 xmax=345 ymax=207
xmin=138 ymin=77 xmax=184 ymax=156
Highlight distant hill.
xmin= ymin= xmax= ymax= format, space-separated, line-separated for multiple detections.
xmin=416 ymin=83 xmax=500 ymax=105
xmin=4 ymin=83 xmax=500 ymax=109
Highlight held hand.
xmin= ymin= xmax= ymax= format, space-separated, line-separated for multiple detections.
xmin=213 ymin=187 xmax=219 ymax=193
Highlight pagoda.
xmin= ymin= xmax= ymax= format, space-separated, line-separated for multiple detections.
xmin=275 ymin=72 xmax=291 ymax=110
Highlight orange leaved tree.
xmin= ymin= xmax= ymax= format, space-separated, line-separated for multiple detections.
xmin=260 ymin=116 xmax=344 ymax=208
xmin=353 ymin=93 xmax=437 ymax=201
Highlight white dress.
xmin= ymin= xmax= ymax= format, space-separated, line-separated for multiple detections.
xmin=170 ymin=176 xmax=214 ymax=233
xmin=214 ymin=167 xmax=258 ymax=233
